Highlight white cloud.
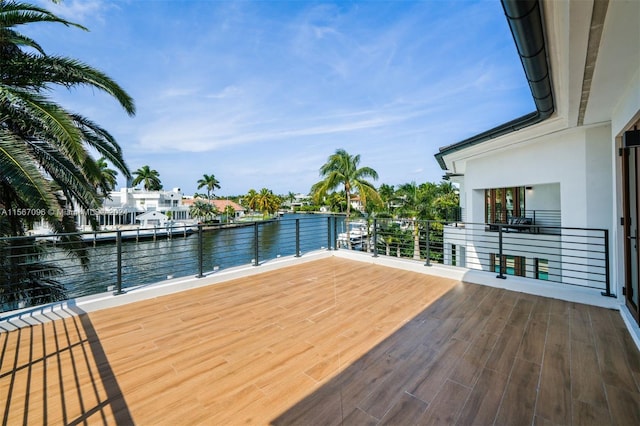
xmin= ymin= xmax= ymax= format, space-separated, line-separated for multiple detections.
xmin=157 ymin=87 xmax=199 ymax=100
xmin=44 ymin=0 xmax=114 ymax=24
xmin=206 ymin=86 xmax=243 ymax=99
xmin=132 ymin=97 xmax=438 ymax=154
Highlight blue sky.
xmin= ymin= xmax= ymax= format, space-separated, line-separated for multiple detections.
xmin=30 ymin=0 xmax=534 ymax=196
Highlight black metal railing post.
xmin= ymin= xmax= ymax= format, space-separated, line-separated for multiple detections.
xmin=196 ymin=224 xmax=204 ymax=278
xmin=253 ymin=222 xmax=259 ymax=266
xmin=295 ymin=218 xmax=301 ymax=257
xmin=333 ymin=216 xmax=338 ymax=250
xmin=373 ymin=218 xmax=378 ymax=257
xmin=424 ymin=221 xmax=431 ymax=266
xmin=497 ymin=224 xmax=506 ymax=279
xmin=602 ymin=229 xmax=614 ymax=297
xmin=114 ymin=230 xmax=123 ymax=294
xmin=327 ymin=216 xmax=332 ymax=250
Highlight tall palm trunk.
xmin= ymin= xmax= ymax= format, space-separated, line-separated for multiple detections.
xmin=413 ymin=220 xmax=421 ymax=260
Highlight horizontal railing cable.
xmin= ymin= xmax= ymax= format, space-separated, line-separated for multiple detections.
xmin=0 ymin=214 xmax=613 ymax=313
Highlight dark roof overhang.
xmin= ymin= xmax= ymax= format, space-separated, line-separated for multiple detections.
xmin=434 ymin=0 xmax=555 ymax=171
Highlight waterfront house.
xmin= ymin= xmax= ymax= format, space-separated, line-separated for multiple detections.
xmin=436 ymin=0 xmax=640 ymax=345
xmin=100 ymin=187 xmax=190 ymax=225
xmin=288 ymin=193 xmax=312 ymax=210
xmin=350 ymin=195 xmax=365 ymax=213
xmin=211 ymin=199 xmax=246 ymax=220
xmin=27 ymin=187 xmax=191 ymax=234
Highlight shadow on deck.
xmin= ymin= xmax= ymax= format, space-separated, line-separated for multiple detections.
xmin=1 ymin=257 xmax=638 ymax=424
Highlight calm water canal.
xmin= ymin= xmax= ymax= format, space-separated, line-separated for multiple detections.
xmin=54 ymin=214 xmax=343 ymax=298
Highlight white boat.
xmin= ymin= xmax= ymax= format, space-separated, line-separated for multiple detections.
xmin=337 ymin=221 xmax=369 ymax=248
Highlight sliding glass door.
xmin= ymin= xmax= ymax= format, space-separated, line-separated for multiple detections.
xmin=485 ymin=187 xmax=525 ymax=223
xmin=623 ymin=144 xmax=640 ymax=324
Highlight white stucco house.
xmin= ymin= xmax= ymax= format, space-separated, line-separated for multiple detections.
xmin=435 ymin=0 xmax=639 ymax=345
xmin=289 ymin=193 xmax=312 ymax=210
xmin=29 ymin=187 xmax=193 ymax=234
xmin=98 ymin=187 xmax=190 ymax=226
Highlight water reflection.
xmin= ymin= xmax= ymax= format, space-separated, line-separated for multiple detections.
xmin=51 ymin=214 xmax=340 ymax=298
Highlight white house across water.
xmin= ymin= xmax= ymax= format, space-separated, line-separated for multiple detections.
xmin=96 ymin=187 xmax=190 ymax=227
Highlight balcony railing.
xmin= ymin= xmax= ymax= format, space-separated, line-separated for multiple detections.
xmin=0 ymin=215 xmax=337 ymax=313
xmin=355 ymin=218 xmax=611 ymax=296
xmin=490 ymin=209 xmax=561 ymax=230
xmin=0 ymin=214 xmax=612 ymax=314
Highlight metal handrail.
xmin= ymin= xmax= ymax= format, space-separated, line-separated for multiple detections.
xmin=0 ymin=215 xmax=612 ymax=314
xmin=368 ymin=218 xmax=611 ymax=296
xmin=0 ymin=215 xmax=337 ymax=313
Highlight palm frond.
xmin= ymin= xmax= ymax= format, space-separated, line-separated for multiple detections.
xmin=72 ymin=114 xmax=130 ymax=178
xmin=0 ymin=28 xmax=44 ymax=54
xmin=0 ymin=128 xmax=60 ymax=216
xmin=42 ymin=56 xmax=135 ymax=115
xmin=0 ymin=2 xmax=88 ymax=31
xmin=1 ymin=86 xmax=87 ymax=163
xmin=355 ymin=166 xmax=379 ymax=180
xmin=1 ymin=54 xmax=135 ymax=115
xmin=24 ymin=139 xmax=102 ymax=211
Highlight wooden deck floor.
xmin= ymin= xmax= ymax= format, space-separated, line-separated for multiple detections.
xmin=1 ymin=257 xmax=639 ymax=425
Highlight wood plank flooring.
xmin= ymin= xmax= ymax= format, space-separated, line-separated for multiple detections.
xmin=1 ymin=257 xmax=639 ymax=425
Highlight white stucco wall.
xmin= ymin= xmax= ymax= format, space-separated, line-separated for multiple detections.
xmin=524 ymin=183 xmax=560 ymax=212
xmin=585 ymin=125 xmax=614 ymax=229
xmin=462 ymin=123 xmax=612 ymax=231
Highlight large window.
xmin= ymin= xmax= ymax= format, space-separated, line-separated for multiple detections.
xmin=535 ymin=258 xmax=549 ymax=280
xmin=485 ymin=187 xmax=525 ymax=223
xmin=491 ymin=254 xmax=526 ymax=277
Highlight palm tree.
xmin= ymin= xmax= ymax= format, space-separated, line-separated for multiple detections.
xmin=433 ymin=181 xmax=460 ymax=221
xmin=0 ymin=1 xmax=135 ymax=307
xmin=311 ymin=149 xmax=381 ymax=248
xmin=189 ymin=200 xmax=217 ymax=223
xmin=132 ymin=166 xmax=162 ymax=191
xmin=326 ymin=191 xmax=346 ymax=213
xmin=269 ymin=193 xmax=282 ymax=216
xmin=95 ymin=157 xmax=118 ymax=196
xmin=378 ymin=221 xmax=403 ymax=257
xmin=244 ymin=189 xmax=259 ymax=213
xmin=378 ymin=183 xmax=395 ymax=213
xmin=197 ymin=174 xmax=221 ymax=200
xmin=224 ymin=204 xmax=235 ymax=223
xmin=0 ymin=240 xmax=65 ymax=310
xmin=286 ymin=191 xmax=296 ymax=211
xmin=0 ymin=1 xmax=135 ymax=239
xmin=256 ymin=188 xmax=280 ymax=219
xmin=395 ymin=182 xmax=438 ymax=259
xmin=395 ymin=182 xmax=424 ymax=259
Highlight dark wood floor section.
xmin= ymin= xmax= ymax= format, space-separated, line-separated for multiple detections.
xmin=1 ymin=257 xmax=639 ymax=425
